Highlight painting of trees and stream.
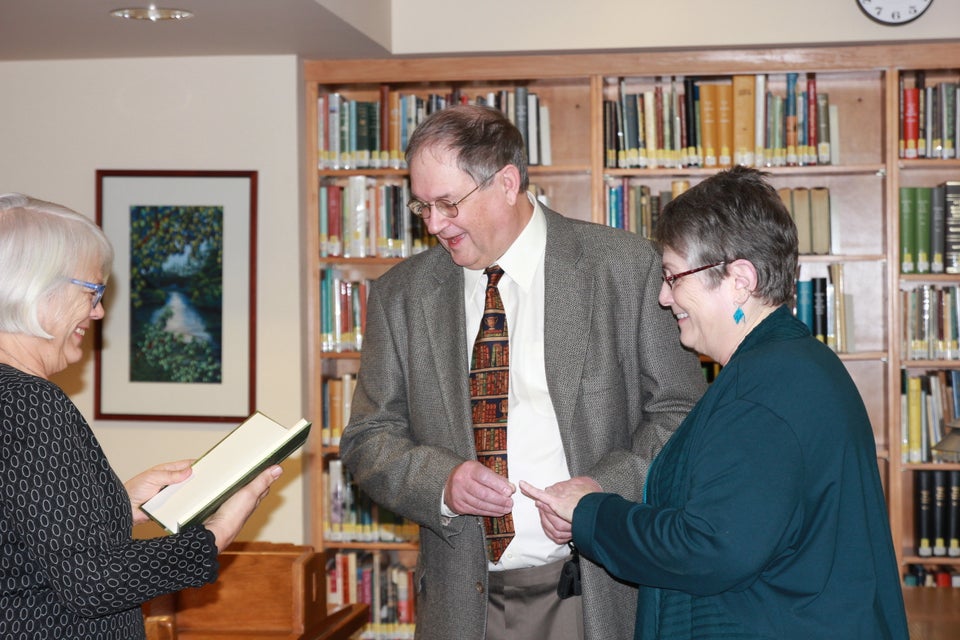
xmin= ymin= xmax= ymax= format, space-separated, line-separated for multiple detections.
xmin=129 ymin=205 xmax=223 ymax=383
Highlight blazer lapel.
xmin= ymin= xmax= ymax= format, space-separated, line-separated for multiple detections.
xmin=420 ymin=254 xmax=473 ymax=442
xmin=542 ymin=212 xmax=593 ymax=441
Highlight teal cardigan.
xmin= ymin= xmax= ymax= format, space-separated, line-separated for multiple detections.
xmin=573 ymin=306 xmax=908 ymax=639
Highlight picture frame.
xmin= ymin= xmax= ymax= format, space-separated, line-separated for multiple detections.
xmin=94 ymin=170 xmax=257 ymax=421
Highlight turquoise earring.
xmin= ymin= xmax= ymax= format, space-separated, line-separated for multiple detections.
xmin=733 ymin=306 xmax=745 ymax=324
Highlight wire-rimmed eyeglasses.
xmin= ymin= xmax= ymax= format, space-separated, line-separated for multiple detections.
xmin=661 ymin=262 xmax=726 ymax=289
xmin=406 ymin=172 xmax=497 ymax=220
xmin=70 ymin=278 xmax=107 ymax=308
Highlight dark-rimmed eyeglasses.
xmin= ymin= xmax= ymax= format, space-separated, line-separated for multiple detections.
xmin=661 ymin=262 xmax=726 ymax=289
xmin=70 ymin=278 xmax=107 ymax=308
xmin=406 ymin=172 xmax=497 ymax=219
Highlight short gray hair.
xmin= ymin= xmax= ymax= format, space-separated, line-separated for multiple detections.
xmin=0 ymin=193 xmax=114 ymax=338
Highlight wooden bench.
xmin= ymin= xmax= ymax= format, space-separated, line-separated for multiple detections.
xmin=143 ymin=542 xmax=368 ymax=640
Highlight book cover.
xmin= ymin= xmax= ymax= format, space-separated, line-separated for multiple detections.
xmin=916 ymin=186 xmax=933 ymax=274
xmin=914 ymin=471 xmax=933 ymax=558
xmin=903 ymin=87 xmax=920 ymax=159
xmin=816 ymin=92 xmax=831 ymax=165
xmin=945 ymin=181 xmax=960 ymax=274
xmin=809 ymin=187 xmax=831 ymax=255
xmin=812 ymin=276 xmax=828 ymax=343
xmin=142 ymin=412 xmax=311 ymax=533
xmin=754 ymin=74 xmax=767 ymax=167
xmin=931 ymin=183 xmax=946 ymax=274
xmin=933 ymin=469 xmax=948 ymax=556
xmin=908 ymin=375 xmax=923 ymax=464
xmin=805 ymin=73 xmax=818 ymax=165
xmin=785 ymin=72 xmax=799 ymax=166
xmin=643 ymin=90 xmax=659 ymax=168
xmin=950 ymin=469 xmax=960 ymax=557
xmin=792 ymin=187 xmax=812 ymax=255
xmin=716 ymin=80 xmax=734 ymax=168
xmin=900 ymin=186 xmax=918 ymax=274
xmin=732 ymin=74 xmax=755 ymax=166
xmin=939 ymin=82 xmax=956 ymax=159
xmin=697 ymin=81 xmax=718 ymax=168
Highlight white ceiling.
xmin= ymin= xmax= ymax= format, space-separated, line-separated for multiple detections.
xmin=0 ymin=0 xmax=392 ymax=61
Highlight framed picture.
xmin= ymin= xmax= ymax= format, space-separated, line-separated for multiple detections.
xmin=94 ymin=170 xmax=257 ymax=421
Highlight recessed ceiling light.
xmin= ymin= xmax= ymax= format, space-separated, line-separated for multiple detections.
xmin=110 ymin=5 xmax=194 ymax=22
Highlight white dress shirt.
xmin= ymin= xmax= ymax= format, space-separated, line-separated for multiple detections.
xmin=462 ymin=195 xmax=572 ymax=570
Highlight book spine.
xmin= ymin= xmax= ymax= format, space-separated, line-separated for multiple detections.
xmin=917 ymin=470 xmax=934 ymax=556
xmin=754 ymin=74 xmax=767 ymax=167
xmin=949 ymin=469 xmax=960 ymax=557
xmin=932 ymin=184 xmax=947 ymax=274
xmin=916 ymin=186 xmax=933 ymax=274
xmin=901 ymin=186 xmax=918 ymax=274
xmin=806 ymin=73 xmax=818 ymax=165
xmin=934 ymin=469 xmax=949 ymax=556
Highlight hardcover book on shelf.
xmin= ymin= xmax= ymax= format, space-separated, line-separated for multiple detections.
xmin=945 ymin=181 xmax=960 ymax=274
xmin=917 ymin=469 xmax=933 ymax=557
xmin=931 ymin=184 xmax=946 ymax=274
xmin=900 ymin=186 xmax=918 ymax=274
xmin=732 ymin=74 xmax=755 ymax=167
xmin=697 ymin=81 xmax=719 ymax=168
xmin=142 ymin=412 xmax=312 ymax=534
xmin=916 ymin=186 xmax=933 ymax=274
xmin=716 ymin=80 xmax=734 ymax=168
xmin=809 ymin=187 xmax=831 ymax=255
xmin=791 ymin=187 xmax=813 ymax=255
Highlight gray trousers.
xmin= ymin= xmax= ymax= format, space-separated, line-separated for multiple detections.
xmin=485 ymin=557 xmax=584 ymax=640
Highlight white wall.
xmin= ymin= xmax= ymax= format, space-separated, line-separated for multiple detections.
xmin=392 ymin=0 xmax=960 ymax=54
xmin=0 ymin=55 xmax=307 ymax=544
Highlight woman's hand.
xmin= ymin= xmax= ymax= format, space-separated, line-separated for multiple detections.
xmin=519 ymin=476 xmax=599 ymax=543
xmin=203 ymin=465 xmax=283 ymax=553
xmin=125 ymin=460 xmax=193 ymax=525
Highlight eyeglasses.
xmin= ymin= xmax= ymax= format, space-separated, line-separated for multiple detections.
xmin=406 ymin=172 xmax=496 ymax=219
xmin=70 ymin=278 xmax=107 ymax=308
xmin=661 ymin=262 xmax=726 ymax=289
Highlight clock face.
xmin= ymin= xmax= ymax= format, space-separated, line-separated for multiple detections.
xmin=857 ymin=0 xmax=933 ymax=25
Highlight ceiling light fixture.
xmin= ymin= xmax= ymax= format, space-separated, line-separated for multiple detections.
xmin=110 ymin=4 xmax=194 ymax=22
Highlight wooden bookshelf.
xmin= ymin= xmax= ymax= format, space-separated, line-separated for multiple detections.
xmin=302 ymin=42 xmax=960 ymax=632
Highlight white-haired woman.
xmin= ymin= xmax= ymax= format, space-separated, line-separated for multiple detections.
xmin=0 ymin=193 xmax=280 ymax=639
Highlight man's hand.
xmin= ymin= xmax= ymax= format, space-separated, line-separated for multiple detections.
xmin=444 ymin=460 xmax=515 ymax=517
xmin=125 ymin=460 xmax=193 ymax=525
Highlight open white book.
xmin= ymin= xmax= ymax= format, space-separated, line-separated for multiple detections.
xmin=142 ymin=412 xmax=312 ymax=533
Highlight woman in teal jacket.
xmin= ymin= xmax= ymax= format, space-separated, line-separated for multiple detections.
xmin=522 ymin=166 xmax=908 ymax=639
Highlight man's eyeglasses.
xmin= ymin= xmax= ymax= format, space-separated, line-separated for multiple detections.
xmin=661 ymin=262 xmax=726 ymax=289
xmin=70 ymin=278 xmax=107 ymax=308
xmin=406 ymin=172 xmax=497 ymax=220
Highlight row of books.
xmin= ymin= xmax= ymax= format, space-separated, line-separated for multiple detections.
xmin=899 ymin=182 xmax=960 ymax=275
xmin=904 ymin=565 xmax=960 ymax=588
xmin=319 ymin=176 xmax=436 ymax=259
xmin=325 ymin=459 xmax=419 ymax=544
xmin=603 ymin=178 xmax=688 ymax=238
xmin=899 ymin=71 xmax=959 ymax=160
xmin=901 ymin=370 xmax=960 ymax=464
xmin=796 ymin=263 xmax=853 ymax=353
xmin=603 ymin=72 xmax=837 ymax=170
xmin=901 ymin=284 xmax=960 ymax=361
xmin=317 ymin=87 xmax=552 ymax=171
xmin=915 ymin=469 xmax=960 ymax=558
xmin=320 ymin=269 xmax=368 ymax=353
xmin=326 ymin=550 xmax=416 ymax=639
xmin=322 ymin=373 xmax=355 ymax=445
xmin=779 ymin=186 xmax=832 ymax=255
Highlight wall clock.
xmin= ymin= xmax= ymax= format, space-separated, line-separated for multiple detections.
xmin=856 ymin=0 xmax=933 ymax=25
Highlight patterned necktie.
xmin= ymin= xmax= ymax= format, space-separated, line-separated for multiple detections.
xmin=469 ymin=265 xmax=514 ymax=563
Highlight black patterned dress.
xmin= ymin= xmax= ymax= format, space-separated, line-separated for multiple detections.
xmin=0 ymin=364 xmax=218 ymax=639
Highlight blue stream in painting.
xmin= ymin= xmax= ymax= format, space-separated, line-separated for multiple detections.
xmin=151 ymin=290 xmax=212 ymax=342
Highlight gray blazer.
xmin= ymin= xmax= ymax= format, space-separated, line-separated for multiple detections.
xmin=340 ymin=207 xmax=706 ymax=639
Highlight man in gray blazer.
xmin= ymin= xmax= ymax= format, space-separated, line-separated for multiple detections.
xmin=340 ymin=104 xmax=705 ymax=640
